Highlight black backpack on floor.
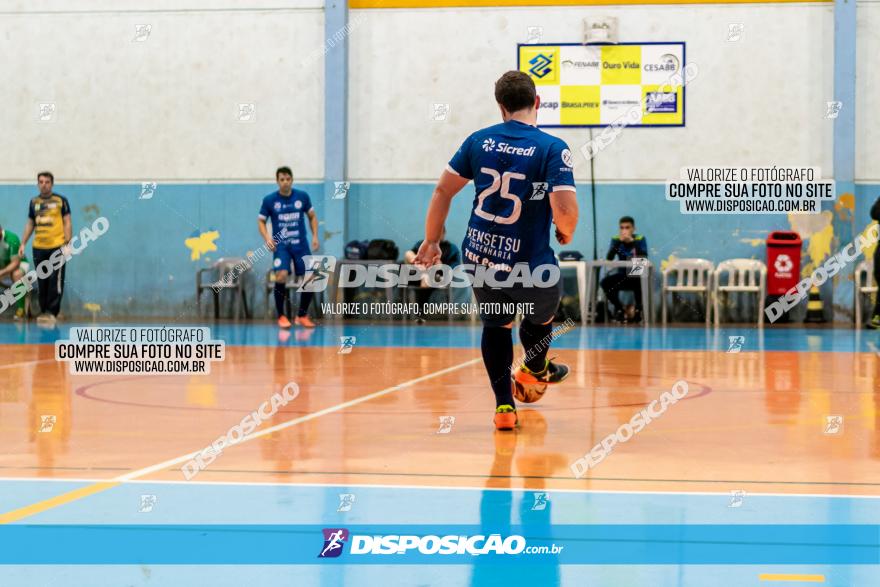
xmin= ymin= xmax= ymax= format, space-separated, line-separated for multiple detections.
xmin=366 ymin=239 xmax=399 ymax=261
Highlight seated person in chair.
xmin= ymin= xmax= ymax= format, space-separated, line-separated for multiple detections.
xmin=600 ymin=216 xmax=648 ymax=323
xmin=0 ymin=222 xmax=30 ymax=320
xmin=404 ymin=225 xmax=460 ymax=322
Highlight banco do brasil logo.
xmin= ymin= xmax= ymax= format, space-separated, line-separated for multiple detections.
xmin=528 ymin=53 xmax=553 ymax=79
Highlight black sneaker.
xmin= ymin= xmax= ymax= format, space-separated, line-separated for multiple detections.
xmin=514 ymin=357 xmax=570 ymax=385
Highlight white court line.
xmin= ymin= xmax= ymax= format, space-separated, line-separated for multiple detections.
xmin=0 ymin=358 xmax=55 ymax=371
xmin=0 ymin=476 xmax=878 ymax=500
xmin=111 ymin=356 xmax=483 ymax=482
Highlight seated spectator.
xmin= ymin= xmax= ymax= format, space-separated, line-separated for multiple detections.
xmin=0 ymin=222 xmax=30 ymax=320
xmin=600 ymin=216 xmax=648 ymax=323
xmin=404 ymin=225 xmax=461 ymax=322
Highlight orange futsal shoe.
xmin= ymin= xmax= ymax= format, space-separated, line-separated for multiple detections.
xmin=295 ymin=315 xmax=316 ymax=328
xmin=277 ymin=316 xmax=292 ymax=329
xmin=494 ymin=405 xmax=518 ymax=431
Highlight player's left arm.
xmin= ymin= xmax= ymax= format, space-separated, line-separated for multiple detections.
xmin=308 ymin=209 xmax=319 ymax=251
xmin=549 ymin=190 xmax=578 ymax=244
xmin=634 ymin=236 xmax=648 ymax=258
xmin=301 ymin=192 xmax=319 ymax=251
xmin=414 ymin=170 xmax=469 ymax=266
xmin=61 ymin=197 xmax=72 ymax=247
xmin=547 ymin=141 xmax=578 ymax=245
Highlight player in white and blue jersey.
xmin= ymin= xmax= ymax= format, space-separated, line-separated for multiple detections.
xmin=258 ymin=166 xmax=320 ymax=329
xmin=415 ymin=71 xmax=579 ymax=430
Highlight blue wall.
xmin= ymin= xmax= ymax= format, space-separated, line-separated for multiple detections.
xmin=348 ymin=182 xmax=818 ymax=267
xmin=0 ymin=182 xmax=323 ymax=318
xmin=1 ymin=182 xmax=876 ymax=319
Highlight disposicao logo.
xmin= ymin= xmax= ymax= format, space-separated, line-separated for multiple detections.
xmin=318 ymin=528 xmax=349 ymax=558
xmin=318 ymin=530 xmax=531 ymax=557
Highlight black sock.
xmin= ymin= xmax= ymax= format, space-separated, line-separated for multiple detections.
xmin=274 ymin=282 xmax=286 ymax=318
xmin=297 ymin=292 xmax=314 ymax=317
xmin=519 ymin=320 xmax=553 ymax=372
xmin=481 ymin=326 xmax=514 ymax=408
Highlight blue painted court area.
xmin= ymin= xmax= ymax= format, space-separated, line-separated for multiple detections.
xmin=1 ymin=321 xmax=878 ymax=353
xmin=0 ymin=480 xmax=877 ymax=585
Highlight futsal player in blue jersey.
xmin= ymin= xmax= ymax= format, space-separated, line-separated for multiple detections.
xmin=258 ymin=166 xmax=320 ymax=329
xmin=415 ymin=71 xmax=579 ymax=430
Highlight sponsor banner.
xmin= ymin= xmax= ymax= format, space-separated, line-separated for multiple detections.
xmin=518 ymin=42 xmax=686 ymax=127
xmin=0 ymin=524 xmax=876 ymax=564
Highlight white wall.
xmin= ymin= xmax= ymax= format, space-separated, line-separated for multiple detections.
xmin=0 ymin=0 xmax=325 ymax=181
xmin=348 ymin=4 xmax=834 ymax=182
xmin=856 ymin=2 xmax=880 ymax=182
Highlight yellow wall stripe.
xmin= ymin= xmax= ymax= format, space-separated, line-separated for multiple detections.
xmin=0 ymin=481 xmax=120 ymax=525
xmin=351 ymin=0 xmax=830 ymax=8
xmin=759 ymin=574 xmax=826 ymax=583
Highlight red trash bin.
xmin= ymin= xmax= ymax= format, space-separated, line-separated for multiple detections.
xmin=766 ymin=231 xmax=802 ymax=295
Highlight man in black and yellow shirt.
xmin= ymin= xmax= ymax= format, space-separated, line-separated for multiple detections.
xmin=19 ymin=171 xmax=71 ymax=322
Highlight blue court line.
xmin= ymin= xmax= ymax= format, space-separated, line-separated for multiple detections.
xmin=6 ymin=481 xmax=878 ymax=526
xmin=0 ymin=322 xmax=877 ymax=353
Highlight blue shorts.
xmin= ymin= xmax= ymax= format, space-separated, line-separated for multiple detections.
xmin=272 ymin=243 xmax=308 ymax=276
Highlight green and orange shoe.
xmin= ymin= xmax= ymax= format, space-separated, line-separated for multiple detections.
xmin=867 ymin=315 xmax=880 ymax=330
xmin=514 ymin=357 xmax=570 ymax=386
xmin=494 ymin=405 xmax=518 ymax=431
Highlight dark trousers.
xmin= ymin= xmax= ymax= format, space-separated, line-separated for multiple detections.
xmin=601 ymin=271 xmax=642 ymax=313
xmin=32 ymin=247 xmax=66 ymax=316
xmin=874 ymin=252 xmax=880 ymax=316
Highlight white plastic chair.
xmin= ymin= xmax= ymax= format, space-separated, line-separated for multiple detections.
xmin=712 ymin=259 xmax=767 ymax=325
xmin=854 ymin=261 xmax=877 ymax=328
xmin=196 ymin=257 xmax=250 ymax=320
xmin=661 ymin=258 xmax=714 ymax=325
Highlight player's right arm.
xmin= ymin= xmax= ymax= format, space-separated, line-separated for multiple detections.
xmin=257 ymin=197 xmax=276 ymax=252
xmin=606 ymin=239 xmax=617 ymax=261
xmin=414 ymin=136 xmax=473 ymax=267
xmin=415 ymin=170 xmax=469 ymax=266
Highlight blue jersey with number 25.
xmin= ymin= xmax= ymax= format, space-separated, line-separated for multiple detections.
xmin=447 ymin=119 xmax=575 ymax=271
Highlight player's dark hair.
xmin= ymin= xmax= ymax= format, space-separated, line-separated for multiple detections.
xmin=37 ymin=171 xmax=54 ymax=184
xmin=619 ymin=216 xmax=635 ymax=226
xmin=276 ymin=166 xmax=293 ymax=179
xmin=494 ymin=71 xmax=536 ymax=113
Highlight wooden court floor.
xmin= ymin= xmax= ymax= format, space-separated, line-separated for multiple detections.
xmin=1 ymin=324 xmax=878 ymax=498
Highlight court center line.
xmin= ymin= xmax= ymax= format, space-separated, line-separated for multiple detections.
xmin=1 ymin=476 xmax=879 ymax=500
xmin=0 ymin=356 xmax=482 ymax=524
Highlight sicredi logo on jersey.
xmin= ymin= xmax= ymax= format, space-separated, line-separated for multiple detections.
xmin=481 ymin=138 xmax=535 ymax=157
